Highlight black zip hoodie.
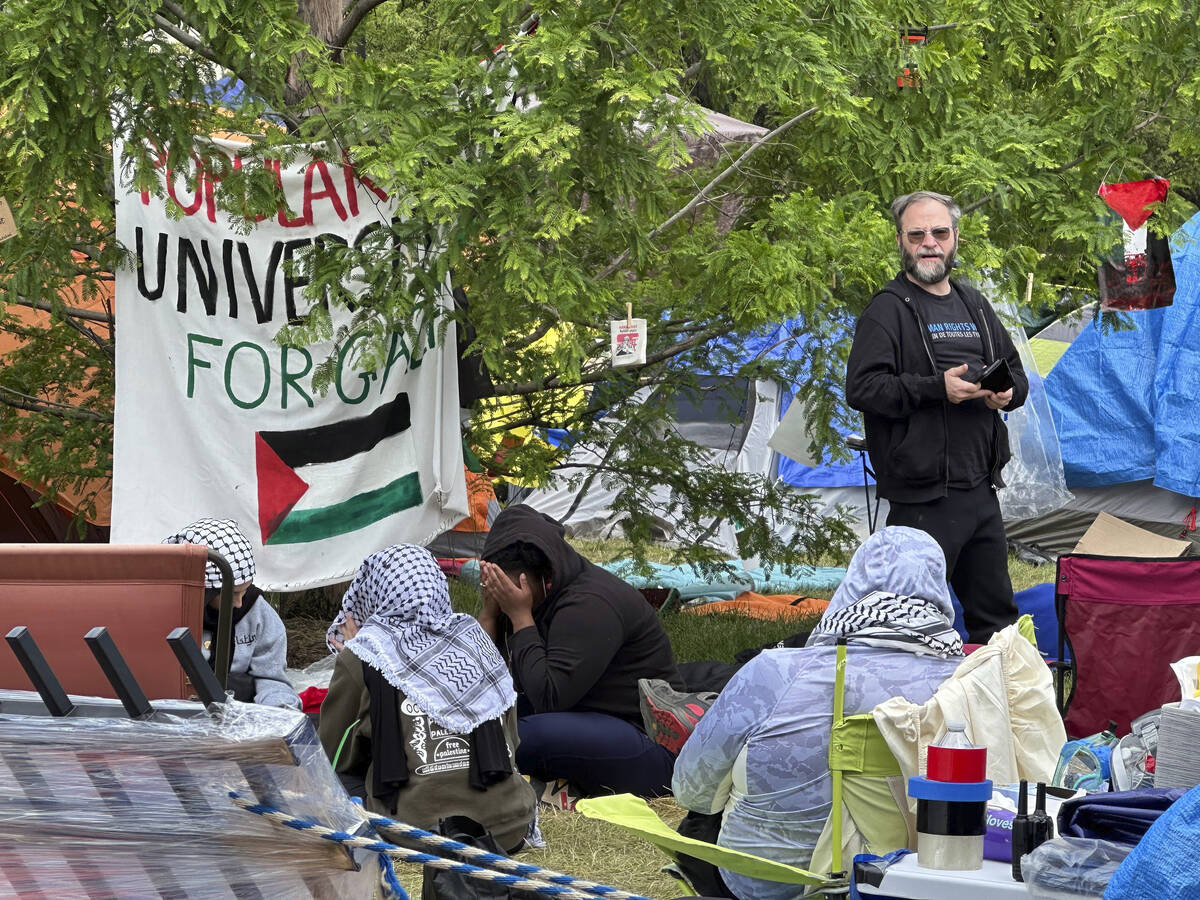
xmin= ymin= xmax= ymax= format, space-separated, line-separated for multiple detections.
xmin=481 ymin=505 xmax=684 ymax=727
xmin=845 ymin=274 xmax=1029 ymax=504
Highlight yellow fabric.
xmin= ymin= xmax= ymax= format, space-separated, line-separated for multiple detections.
xmin=473 ymin=326 xmax=590 ymax=486
xmin=1017 ymin=612 xmax=1038 ymax=648
xmin=1029 ymin=336 xmax=1070 ymax=377
xmin=829 ymin=713 xmax=903 ymax=778
xmin=820 ymin=641 xmax=912 ymax=882
xmin=872 ymin=622 xmax=1067 ymax=786
xmin=817 ymin=712 xmax=910 ymax=878
xmin=809 ymin=775 xmax=911 ymax=880
xmin=575 ymin=794 xmax=831 ymax=887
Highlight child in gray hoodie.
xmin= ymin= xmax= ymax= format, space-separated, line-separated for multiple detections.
xmin=164 ymin=518 xmax=299 ymax=709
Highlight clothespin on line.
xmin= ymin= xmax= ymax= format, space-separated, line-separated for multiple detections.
xmin=1024 ymin=272 xmax=1034 ymax=307
xmin=626 ymin=302 xmax=633 ymax=327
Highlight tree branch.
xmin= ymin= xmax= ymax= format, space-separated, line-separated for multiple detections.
xmin=58 ymin=315 xmax=115 ymax=362
xmin=963 ymin=75 xmax=1189 ymax=215
xmin=502 ymin=302 xmax=564 ymax=351
xmin=594 ymin=106 xmax=819 ymax=280
xmin=0 ymin=386 xmax=111 ymax=423
xmin=12 ymin=297 xmax=114 ymax=325
xmin=335 ymin=0 xmax=394 ymax=56
xmin=489 ymin=320 xmax=729 ymax=395
xmin=153 ymin=6 xmax=301 ymax=132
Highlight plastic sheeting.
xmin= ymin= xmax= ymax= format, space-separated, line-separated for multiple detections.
xmin=992 ymin=298 xmax=1074 ymax=522
xmin=0 ymin=693 xmax=378 ymax=899
xmin=1045 ymin=213 xmax=1200 ymax=496
xmin=1020 ymin=837 xmax=1132 ymax=899
xmin=458 ymin=557 xmax=847 ymax=601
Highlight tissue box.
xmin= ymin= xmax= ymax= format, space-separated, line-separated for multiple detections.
xmin=1155 ymin=703 xmax=1200 ymax=789
xmin=984 ymin=785 xmax=1075 ymax=862
xmin=984 ymin=805 xmax=1016 ymax=862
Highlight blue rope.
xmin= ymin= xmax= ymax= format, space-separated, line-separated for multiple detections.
xmin=229 ymin=792 xmax=651 ymax=900
xmin=378 ymin=853 xmax=409 ymax=900
xmin=364 ymin=811 xmax=627 ymax=895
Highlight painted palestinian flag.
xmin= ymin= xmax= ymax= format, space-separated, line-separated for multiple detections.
xmin=255 ymin=393 xmax=423 ymax=544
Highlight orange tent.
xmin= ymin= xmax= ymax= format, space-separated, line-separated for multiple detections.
xmin=0 ymin=270 xmax=113 ymax=538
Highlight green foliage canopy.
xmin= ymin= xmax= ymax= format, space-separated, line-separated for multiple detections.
xmin=1 ymin=0 xmax=1198 ymax=562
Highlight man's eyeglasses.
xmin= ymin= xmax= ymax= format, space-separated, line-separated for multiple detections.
xmin=902 ymin=227 xmax=955 ymax=244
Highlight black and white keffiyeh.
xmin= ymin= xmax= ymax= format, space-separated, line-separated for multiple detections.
xmin=327 ymin=544 xmax=516 ymax=733
xmin=163 ymin=518 xmax=256 ymax=589
xmin=809 ymin=590 xmax=964 ymax=657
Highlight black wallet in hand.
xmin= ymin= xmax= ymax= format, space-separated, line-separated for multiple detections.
xmin=970 ymin=357 xmax=1014 ymax=393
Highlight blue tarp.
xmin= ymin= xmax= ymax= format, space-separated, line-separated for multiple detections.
xmin=1104 ymin=783 xmax=1200 ymax=899
xmin=1045 ymin=214 xmax=1200 ymax=494
xmin=713 ymin=319 xmax=867 ymax=489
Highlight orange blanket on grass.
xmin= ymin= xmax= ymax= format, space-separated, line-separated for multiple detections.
xmin=687 ymin=592 xmax=829 ymax=622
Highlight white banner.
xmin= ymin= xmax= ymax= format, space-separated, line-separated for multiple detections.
xmin=111 ymin=138 xmax=468 ymax=590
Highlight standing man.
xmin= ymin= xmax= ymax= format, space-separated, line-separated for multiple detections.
xmin=845 ymin=190 xmax=1028 ymax=644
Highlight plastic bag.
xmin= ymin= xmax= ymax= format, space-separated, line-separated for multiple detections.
xmin=285 ymin=651 xmax=337 ymax=692
xmin=1019 ymin=837 xmax=1132 ymax=899
xmin=991 ymin=297 xmax=1074 ymax=522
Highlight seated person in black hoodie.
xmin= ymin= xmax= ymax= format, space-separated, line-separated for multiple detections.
xmin=479 ymin=505 xmax=685 ymax=799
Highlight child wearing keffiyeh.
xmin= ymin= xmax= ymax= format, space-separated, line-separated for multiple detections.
xmin=318 ymin=544 xmax=536 ymax=853
xmin=163 ymin=518 xmax=299 ymax=710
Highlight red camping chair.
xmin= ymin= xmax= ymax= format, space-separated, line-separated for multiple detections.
xmin=1054 ymin=553 xmax=1200 ymax=738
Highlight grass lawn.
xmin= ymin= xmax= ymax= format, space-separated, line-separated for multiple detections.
xmin=283 ymin=548 xmax=1059 ymax=899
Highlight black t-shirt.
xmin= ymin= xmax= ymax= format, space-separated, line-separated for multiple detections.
xmin=908 ymin=281 xmax=995 ymax=488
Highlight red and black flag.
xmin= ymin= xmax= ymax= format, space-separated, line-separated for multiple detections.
xmin=1097 ymin=177 xmax=1175 ymax=311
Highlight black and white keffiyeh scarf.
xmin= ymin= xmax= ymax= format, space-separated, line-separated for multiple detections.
xmin=327 ymin=544 xmax=516 ymax=733
xmin=808 ymin=590 xmax=964 ymax=657
xmin=163 ymin=518 xmax=256 ymax=589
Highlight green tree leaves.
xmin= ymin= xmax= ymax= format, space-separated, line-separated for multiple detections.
xmin=2 ymin=0 xmax=1199 ymax=564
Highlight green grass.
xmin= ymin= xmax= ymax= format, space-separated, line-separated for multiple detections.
xmin=1009 ymin=555 xmax=1055 ymax=593
xmin=286 ymin=548 xmax=1059 ymax=898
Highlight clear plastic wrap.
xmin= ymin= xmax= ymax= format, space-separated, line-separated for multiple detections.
xmin=286 ymin=652 xmax=338 ymax=693
xmin=993 ymin=297 xmax=1074 ymax=522
xmin=0 ymin=690 xmax=378 ymax=899
xmin=1020 ymin=836 xmax=1133 ymax=899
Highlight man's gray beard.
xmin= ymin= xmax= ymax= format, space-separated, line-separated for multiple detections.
xmin=902 ymin=246 xmax=955 ymax=285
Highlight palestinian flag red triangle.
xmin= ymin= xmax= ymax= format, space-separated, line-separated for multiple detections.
xmin=255 ymin=433 xmax=310 ymax=543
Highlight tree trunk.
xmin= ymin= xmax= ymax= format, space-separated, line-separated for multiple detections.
xmin=285 ymin=0 xmax=348 ymax=108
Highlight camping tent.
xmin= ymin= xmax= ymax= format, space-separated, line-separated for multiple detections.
xmin=0 ymin=465 xmax=109 ymax=542
xmin=1005 ymin=213 xmax=1200 ymax=553
xmin=0 ymin=279 xmax=112 ymax=542
xmin=521 ymin=275 xmax=1114 ymax=556
xmin=521 ymin=320 xmax=882 ymax=555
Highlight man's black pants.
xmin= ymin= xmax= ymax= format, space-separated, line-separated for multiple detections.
xmin=885 ymin=480 xmax=1018 ymax=644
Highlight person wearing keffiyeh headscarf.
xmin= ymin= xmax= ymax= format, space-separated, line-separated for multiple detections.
xmin=673 ymin=527 xmax=964 ymax=900
xmin=318 ymin=544 xmax=536 ymax=853
xmin=163 ymin=518 xmax=299 ymax=709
